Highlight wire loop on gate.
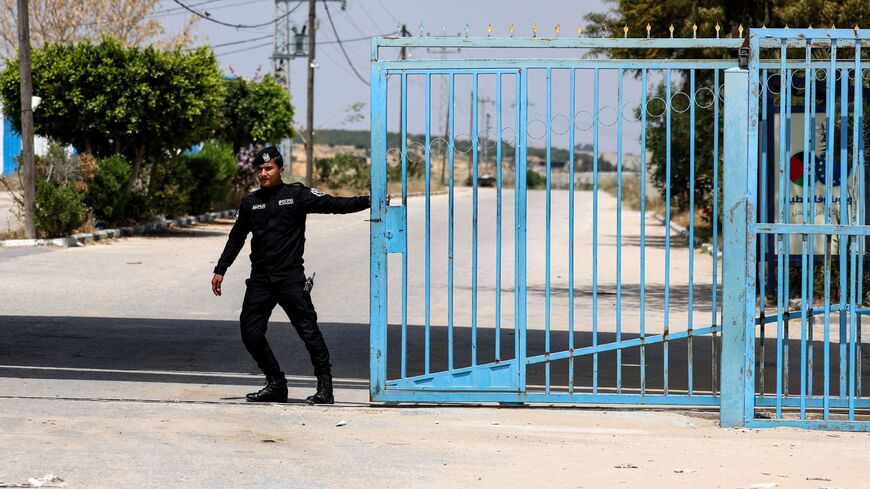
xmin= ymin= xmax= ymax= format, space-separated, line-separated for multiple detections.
xmin=500 ymin=126 xmax=516 ymax=145
xmin=453 ymin=134 xmax=473 ymax=153
xmin=718 ymin=82 xmax=725 ymax=103
xmin=670 ymin=91 xmax=691 ymax=113
xmin=694 ymin=87 xmax=715 ymax=108
xmin=766 ymin=73 xmax=782 ymax=95
xmin=622 ymin=101 xmax=642 ymax=121
xmin=598 ymin=105 xmax=618 ymax=126
xmin=790 ymin=69 xmax=807 ymax=90
xmin=386 ymin=147 xmax=402 ymax=166
xmin=645 ymin=96 xmax=668 ymax=118
xmin=526 ymin=119 xmax=546 ymax=139
xmin=428 ymin=138 xmax=449 ymax=159
xmin=551 ymin=114 xmax=570 ymax=135
xmin=406 ymin=142 xmax=426 ymax=163
xmin=574 ymin=110 xmax=594 ymax=131
xmin=477 ymin=130 xmax=498 ymax=150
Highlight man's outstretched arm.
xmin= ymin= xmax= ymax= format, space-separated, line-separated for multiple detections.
xmin=299 ymin=186 xmax=370 ymax=215
xmin=211 ymin=203 xmax=251 ymax=296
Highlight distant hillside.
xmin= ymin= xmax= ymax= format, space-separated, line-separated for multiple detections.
xmin=301 ymin=129 xmax=589 ymax=164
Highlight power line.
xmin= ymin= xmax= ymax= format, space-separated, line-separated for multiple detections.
xmin=215 ymin=41 xmax=273 ymax=56
xmin=211 ymin=31 xmax=395 ymax=57
xmin=170 ymin=0 xmax=302 ymax=29
xmin=187 ymin=34 xmax=272 ymax=51
xmin=151 ymin=0 xmax=225 ymax=17
xmin=322 ymin=0 xmax=369 ymax=86
xmin=152 ymin=0 xmax=272 ymax=19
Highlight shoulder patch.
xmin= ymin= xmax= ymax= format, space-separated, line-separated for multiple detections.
xmin=310 ymin=188 xmax=325 ymax=197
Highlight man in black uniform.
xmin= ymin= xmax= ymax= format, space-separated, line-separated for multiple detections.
xmin=211 ymin=146 xmax=370 ymax=404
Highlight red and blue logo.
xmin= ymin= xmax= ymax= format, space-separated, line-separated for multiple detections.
xmin=788 ymin=151 xmax=843 ymax=187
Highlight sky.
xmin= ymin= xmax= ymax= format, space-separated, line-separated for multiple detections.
xmin=160 ymin=1 xmax=610 ymax=121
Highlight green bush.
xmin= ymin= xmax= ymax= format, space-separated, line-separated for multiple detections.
xmin=148 ymin=159 xmax=195 ymax=219
xmin=316 ymin=154 xmax=370 ymax=191
xmin=85 ymin=154 xmax=131 ymax=224
xmin=34 ymin=179 xmax=87 ymax=238
xmin=526 ymin=168 xmax=546 ymax=189
xmin=186 ymin=141 xmax=238 ymax=214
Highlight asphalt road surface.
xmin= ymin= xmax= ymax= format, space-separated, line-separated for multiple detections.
xmin=0 ymin=188 xmax=866 ymax=488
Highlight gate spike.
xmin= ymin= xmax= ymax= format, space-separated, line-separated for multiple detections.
xmin=856 ymin=25 xmax=861 ymax=37
xmin=555 ymin=23 xmax=561 ymax=37
xmin=464 ymin=23 xmax=470 ymax=37
xmin=577 ymin=24 xmax=583 ymax=37
xmin=419 ymin=22 xmax=424 ymax=37
xmin=646 ymin=23 xmax=651 ymax=39
xmin=509 ymin=23 xmax=515 ymax=37
xmin=669 ymin=24 xmax=674 ymax=38
xmin=715 ymin=23 xmax=721 ymax=38
xmin=487 ymin=23 xmax=492 ymax=37
xmin=692 ymin=23 xmax=697 ymax=38
xmin=442 ymin=24 xmax=447 ymax=36
xmin=738 ymin=24 xmax=744 ymax=37
xmin=623 ymin=25 xmax=628 ymax=38
xmin=532 ymin=22 xmax=537 ymax=37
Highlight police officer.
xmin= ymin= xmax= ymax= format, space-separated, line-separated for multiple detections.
xmin=211 ymin=146 xmax=370 ymax=404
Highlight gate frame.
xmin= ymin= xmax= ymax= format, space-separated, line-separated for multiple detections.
xmin=368 ymin=33 xmax=863 ymax=430
xmin=729 ymin=28 xmax=870 ymax=431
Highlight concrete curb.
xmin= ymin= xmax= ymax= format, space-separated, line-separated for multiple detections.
xmin=651 ymin=212 xmax=722 ymax=258
xmin=0 ymin=210 xmax=236 ymax=249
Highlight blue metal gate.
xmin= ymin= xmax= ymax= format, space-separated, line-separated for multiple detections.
xmin=370 ymin=32 xmax=742 ymax=406
xmin=369 ymin=29 xmax=870 ymax=430
xmin=730 ymin=28 xmax=870 ymax=430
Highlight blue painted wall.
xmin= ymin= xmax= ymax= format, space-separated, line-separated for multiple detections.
xmin=3 ymin=114 xmax=21 ymax=175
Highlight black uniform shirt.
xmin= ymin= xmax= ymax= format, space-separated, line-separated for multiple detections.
xmin=214 ymin=182 xmax=370 ymax=282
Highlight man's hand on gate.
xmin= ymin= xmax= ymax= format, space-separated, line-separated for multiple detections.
xmin=211 ymin=274 xmax=224 ymax=296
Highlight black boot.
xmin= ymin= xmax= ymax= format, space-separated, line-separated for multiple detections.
xmin=305 ymin=374 xmax=334 ymax=405
xmin=246 ymin=373 xmax=288 ymax=403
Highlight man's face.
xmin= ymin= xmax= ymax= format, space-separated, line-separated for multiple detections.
xmin=256 ymin=161 xmax=283 ymax=188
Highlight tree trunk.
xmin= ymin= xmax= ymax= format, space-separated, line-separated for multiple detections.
xmin=17 ymin=0 xmax=36 ymax=239
xmin=126 ymin=146 xmax=145 ymax=193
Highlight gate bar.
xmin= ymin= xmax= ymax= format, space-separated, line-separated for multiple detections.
xmin=568 ymin=68 xmax=576 ymax=394
xmin=663 ymin=68 xmax=672 ymax=395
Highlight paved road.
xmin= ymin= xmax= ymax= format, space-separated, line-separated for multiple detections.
xmin=0 ymin=189 xmax=866 ymax=488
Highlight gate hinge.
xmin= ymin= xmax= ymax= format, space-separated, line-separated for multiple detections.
xmin=738 ymin=36 xmax=750 ymax=69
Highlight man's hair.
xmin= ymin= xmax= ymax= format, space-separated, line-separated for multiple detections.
xmin=253 ymin=146 xmax=283 ymax=168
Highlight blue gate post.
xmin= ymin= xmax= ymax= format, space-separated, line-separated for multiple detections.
xmin=369 ymin=58 xmax=388 ymax=399
xmin=721 ymin=67 xmax=754 ymax=427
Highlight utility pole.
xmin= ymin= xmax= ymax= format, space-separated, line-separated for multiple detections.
xmin=426 ymin=42 xmax=460 ymax=184
xmin=305 ymin=0 xmax=316 ymax=186
xmin=272 ymin=0 xmax=307 ymax=179
xmin=468 ymin=94 xmax=495 ymax=183
xmin=17 ymin=0 xmax=35 ymax=239
xmin=301 ymin=0 xmax=344 ymax=186
xmin=397 ymin=24 xmax=410 ymax=150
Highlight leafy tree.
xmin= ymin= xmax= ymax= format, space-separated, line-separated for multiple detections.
xmin=585 ymin=0 xmax=869 ymax=213
xmin=0 ymin=37 xmax=225 ymax=191
xmin=0 ymin=0 xmax=198 ymax=59
xmin=216 ymin=75 xmax=295 ymax=153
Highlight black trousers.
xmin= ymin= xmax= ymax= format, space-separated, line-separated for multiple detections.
xmin=239 ymin=273 xmax=331 ymax=378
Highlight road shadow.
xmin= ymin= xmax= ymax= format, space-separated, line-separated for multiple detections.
xmin=2 ymin=315 xmax=866 ymax=399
